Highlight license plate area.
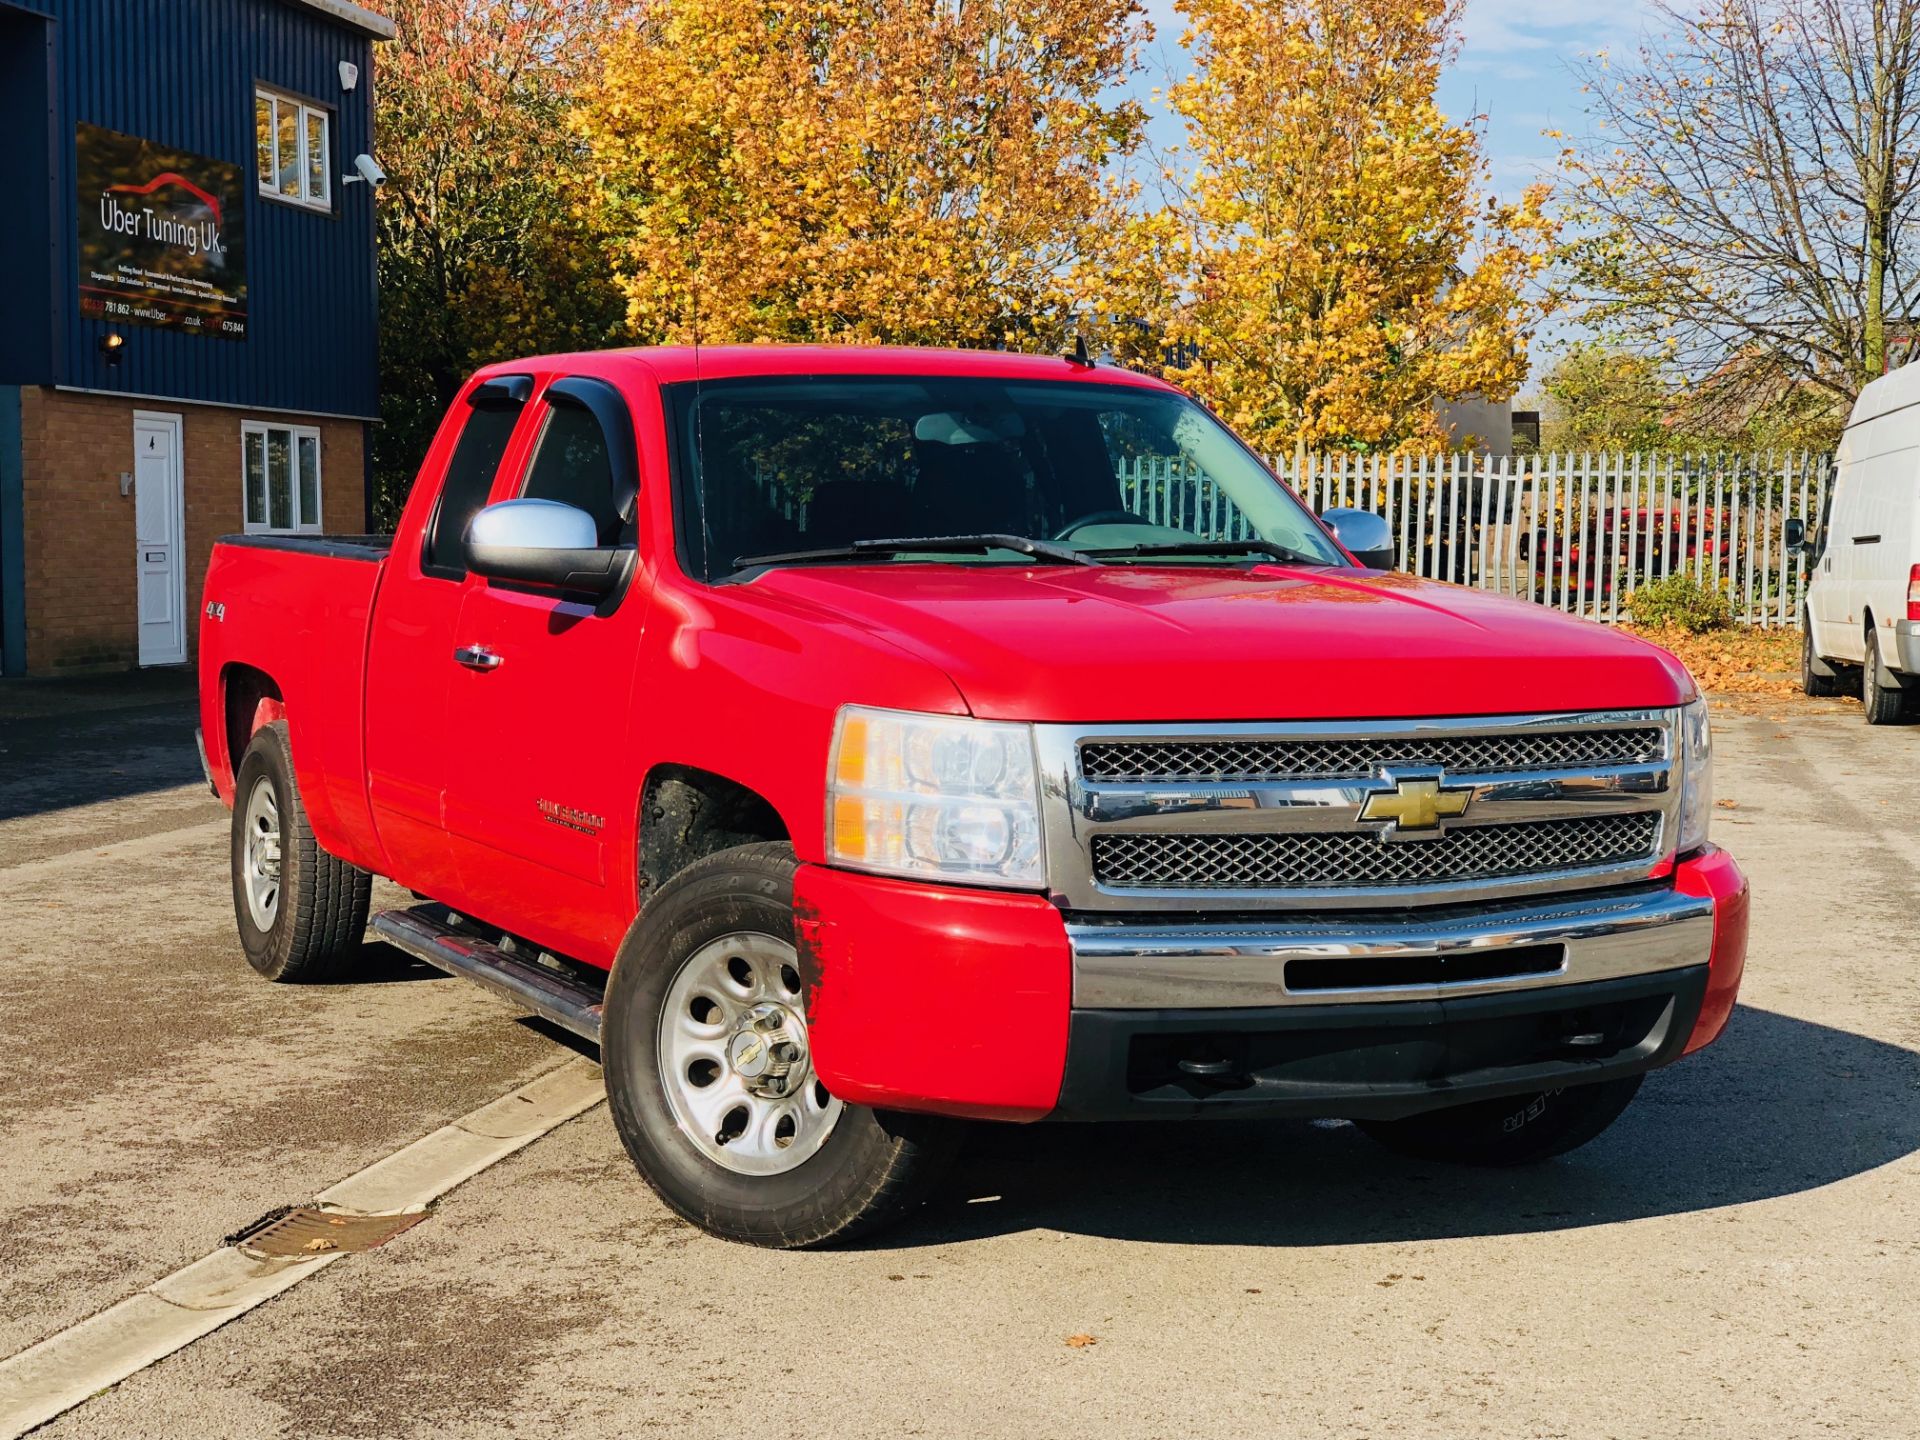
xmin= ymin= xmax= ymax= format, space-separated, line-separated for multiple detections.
xmin=1284 ymin=942 xmax=1567 ymax=994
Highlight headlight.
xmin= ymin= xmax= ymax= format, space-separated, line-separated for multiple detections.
xmin=827 ymin=707 xmax=1045 ymax=887
xmin=1676 ymin=696 xmax=1713 ymax=853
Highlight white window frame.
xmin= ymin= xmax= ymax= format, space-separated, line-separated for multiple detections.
xmin=254 ymin=85 xmax=332 ymax=212
xmin=242 ymin=421 xmax=325 ymax=534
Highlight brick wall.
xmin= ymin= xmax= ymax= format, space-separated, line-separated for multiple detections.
xmin=19 ymin=388 xmax=366 ymax=674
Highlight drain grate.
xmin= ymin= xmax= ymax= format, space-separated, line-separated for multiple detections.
xmin=235 ymin=1206 xmax=425 ymax=1257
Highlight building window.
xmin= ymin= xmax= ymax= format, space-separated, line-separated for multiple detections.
xmin=243 ymin=423 xmax=324 ymax=533
xmin=254 ymin=87 xmax=331 ymax=211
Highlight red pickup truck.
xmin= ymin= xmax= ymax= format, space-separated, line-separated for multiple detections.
xmin=196 ymin=345 xmax=1749 ymax=1247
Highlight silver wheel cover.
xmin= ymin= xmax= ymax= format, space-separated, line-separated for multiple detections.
xmin=241 ymin=775 xmax=282 ymax=931
xmin=657 ymin=931 xmax=843 ymax=1176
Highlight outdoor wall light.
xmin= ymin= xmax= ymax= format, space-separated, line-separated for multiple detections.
xmin=99 ymin=333 xmax=126 ymax=367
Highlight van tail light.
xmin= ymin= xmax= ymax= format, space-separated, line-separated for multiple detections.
xmin=1909 ymin=564 xmax=1920 ymax=621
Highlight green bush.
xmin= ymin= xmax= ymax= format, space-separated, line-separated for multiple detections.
xmin=1627 ymin=571 xmax=1733 ymax=633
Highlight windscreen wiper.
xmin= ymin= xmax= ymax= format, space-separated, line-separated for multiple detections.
xmin=735 ymin=534 xmax=1099 ymax=569
xmin=1078 ymin=539 xmax=1335 ymax=567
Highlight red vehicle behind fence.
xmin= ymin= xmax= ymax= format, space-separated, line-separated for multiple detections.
xmin=1519 ymin=503 xmax=1744 ymax=610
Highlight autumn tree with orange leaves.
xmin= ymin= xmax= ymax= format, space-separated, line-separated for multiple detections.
xmin=572 ymin=0 xmax=1150 ymax=349
xmin=374 ymin=0 xmax=630 ymax=518
xmin=1108 ymin=0 xmax=1557 ymax=454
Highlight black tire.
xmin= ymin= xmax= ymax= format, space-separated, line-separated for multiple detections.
xmin=1355 ymin=1075 xmax=1643 ymax=1167
xmin=230 ymin=721 xmax=373 ymax=982
xmin=1802 ymin=614 xmax=1839 ymax=697
xmin=1863 ymin=626 xmax=1908 ymax=724
xmin=601 ymin=842 xmax=958 ymax=1248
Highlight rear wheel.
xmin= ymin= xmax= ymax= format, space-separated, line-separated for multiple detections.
xmin=1355 ymin=1075 xmax=1643 ymax=1166
xmin=1802 ymin=614 xmax=1839 ymax=697
xmin=1863 ymin=626 xmax=1908 ymax=724
xmin=601 ymin=842 xmax=958 ymax=1247
xmin=229 ymin=721 xmax=373 ymax=981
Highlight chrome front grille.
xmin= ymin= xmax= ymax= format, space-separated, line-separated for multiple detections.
xmin=1080 ymin=727 xmax=1667 ymax=784
xmin=1090 ymin=813 xmax=1662 ymax=891
xmin=1033 ymin=710 xmax=1683 ymax=913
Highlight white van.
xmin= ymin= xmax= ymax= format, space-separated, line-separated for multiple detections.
xmin=1797 ymin=363 xmax=1920 ymax=723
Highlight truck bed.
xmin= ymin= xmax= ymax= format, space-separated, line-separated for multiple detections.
xmin=198 ymin=531 xmax=394 ymax=874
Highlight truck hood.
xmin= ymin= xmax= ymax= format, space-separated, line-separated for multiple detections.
xmin=744 ymin=563 xmax=1696 ymax=722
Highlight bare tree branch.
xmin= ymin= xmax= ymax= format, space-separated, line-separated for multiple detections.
xmin=1564 ymin=0 xmax=1920 ymax=413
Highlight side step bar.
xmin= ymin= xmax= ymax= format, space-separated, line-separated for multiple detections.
xmin=371 ymin=906 xmax=605 ymax=1045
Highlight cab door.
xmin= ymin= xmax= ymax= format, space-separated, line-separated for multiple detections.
xmin=443 ymin=376 xmax=652 ymax=963
xmin=365 ymin=377 xmax=535 ymax=902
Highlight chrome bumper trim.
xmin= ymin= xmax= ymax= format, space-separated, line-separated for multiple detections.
xmin=1066 ymin=885 xmax=1715 ymax=1009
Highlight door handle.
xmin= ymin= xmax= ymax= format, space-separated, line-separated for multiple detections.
xmin=453 ymin=645 xmax=503 ymax=671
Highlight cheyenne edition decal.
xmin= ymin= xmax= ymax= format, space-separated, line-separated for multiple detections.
xmin=537 ymin=800 xmax=605 ymax=836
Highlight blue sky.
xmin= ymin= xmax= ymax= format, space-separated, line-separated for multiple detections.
xmin=1129 ymin=1 xmax=1661 ymax=193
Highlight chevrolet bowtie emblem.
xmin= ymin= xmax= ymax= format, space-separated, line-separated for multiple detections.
xmin=1359 ymin=777 xmax=1473 ymax=835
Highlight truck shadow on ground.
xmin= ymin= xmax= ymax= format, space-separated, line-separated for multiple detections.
xmin=882 ymin=1004 xmax=1920 ymax=1249
xmin=0 ymin=696 xmax=203 ymax=821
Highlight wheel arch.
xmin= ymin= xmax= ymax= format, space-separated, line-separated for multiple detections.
xmin=637 ymin=763 xmax=792 ymax=902
xmin=221 ymin=662 xmax=286 ymax=785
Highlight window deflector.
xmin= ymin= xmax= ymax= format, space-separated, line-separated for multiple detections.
xmin=545 ymin=376 xmax=641 ymax=528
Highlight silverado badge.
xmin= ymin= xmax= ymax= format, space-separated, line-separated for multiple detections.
xmin=1359 ymin=777 xmax=1472 ymax=837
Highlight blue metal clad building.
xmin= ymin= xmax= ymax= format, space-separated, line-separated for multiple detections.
xmin=0 ymin=0 xmax=391 ymax=675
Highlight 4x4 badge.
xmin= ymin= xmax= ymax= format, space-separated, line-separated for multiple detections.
xmin=1358 ymin=778 xmax=1472 ymax=836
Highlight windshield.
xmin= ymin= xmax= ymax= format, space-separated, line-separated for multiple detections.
xmin=663 ymin=374 xmax=1349 ymax=579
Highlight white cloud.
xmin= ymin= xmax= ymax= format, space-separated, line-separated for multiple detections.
xmin=1456 ymin=0 xmax=1666 ymax=66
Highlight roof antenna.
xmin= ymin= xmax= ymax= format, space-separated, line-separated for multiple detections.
xmin=1065 ymin=332 xmax=1094 ymax=367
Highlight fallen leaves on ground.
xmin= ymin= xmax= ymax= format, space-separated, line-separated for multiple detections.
xmin=1620 ymin=625 xmax=1803 ymax=698
xmin=1621 ymin=625 xmax=1873 ymax=718
xmin=1065 ymin=1334 xmax=1098 ymax=1348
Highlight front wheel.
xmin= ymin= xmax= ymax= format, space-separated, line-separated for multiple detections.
xmin=1355 ymin=1075 xmax=1643 ymax=1166
xmin=601 ymin=842 xmax=958 ymax=1247
xmin=1802 ymin=615 xmax=1839 ymax=697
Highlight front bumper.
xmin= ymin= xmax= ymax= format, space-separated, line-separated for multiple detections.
xmin=793 ymin=847 xmax=1748 ymax=1123
xmin=1053 ymin=968 xmax=1705 ymax=1121
xmin=1065 ymin=884 xmax=1716 ymax=1010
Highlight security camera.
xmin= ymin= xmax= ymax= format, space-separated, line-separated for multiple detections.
xmin=343 ymin=153 xmax=387 ymax=189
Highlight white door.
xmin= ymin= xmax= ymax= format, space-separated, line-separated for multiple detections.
xmin=133 ymin=413 xmax=186 ymax=667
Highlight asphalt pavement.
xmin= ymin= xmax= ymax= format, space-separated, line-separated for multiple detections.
xmin=1 ymin=676 xmax=1915 ymax=1438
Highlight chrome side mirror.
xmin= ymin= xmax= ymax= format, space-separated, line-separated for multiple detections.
xmin=1322 ymin=507 xmax=1396 ymax=570
xmin=464 ymin=498 xmax=624 ymax=595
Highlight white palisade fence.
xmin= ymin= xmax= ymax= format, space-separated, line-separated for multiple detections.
xmin=1117 ymin=451 xmax=1832 ymax=627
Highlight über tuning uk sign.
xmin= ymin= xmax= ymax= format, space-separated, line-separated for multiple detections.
xmin=77 ymin=123 xmax=249 ymax=341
